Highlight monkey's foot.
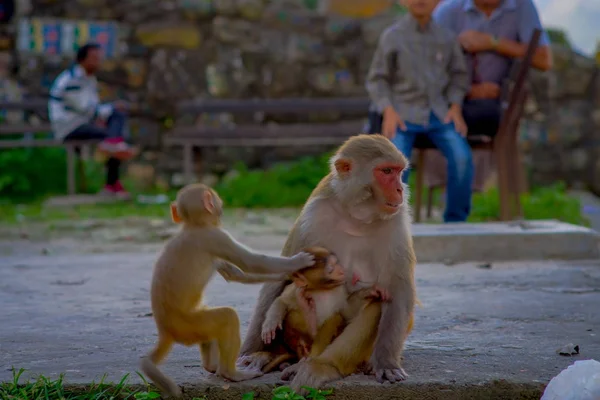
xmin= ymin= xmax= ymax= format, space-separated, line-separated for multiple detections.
xmin=219 ymin=368 xmax=263 ymax=382
xmin=374 ymin=367 xmax=408 ymax=383
xmin=203 ymin=365 xmax=217 ymax=374
xmin=162 ymin=383 xmax=183 ymax=399
xmin=237 ymin=352 xmax=271 ymax=371
xmin=280 ymin=360 xmax=304 ymax=381
xmin=289 ymin=360 xmax=342 ymax=394
xmin=355 ymin=361 xmax=374 ymax=375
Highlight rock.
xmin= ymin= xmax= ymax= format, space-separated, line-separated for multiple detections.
xmin=135 ymin=21 xmax=202 ymax=49
xmin=237 ymin=0 xmax=267 ymax=20
xmin=200 ymin=173 xmax=219 ymax=187
xmin=126 ymin=163 xmax=156 ymax=190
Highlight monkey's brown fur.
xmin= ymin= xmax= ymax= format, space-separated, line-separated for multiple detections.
xmin=259 ymin=247 xmax=348 ymax=372
xmin=239 ymin=135 xmax=418 ymax=392
xmin=139 ymin=183 xmax=315 ymax=398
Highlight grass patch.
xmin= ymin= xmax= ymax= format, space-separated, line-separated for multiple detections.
xmin=0 ymin=152 xmax=590 ymax=227
xmin=1 ymin=368 xmax=334 ymax=400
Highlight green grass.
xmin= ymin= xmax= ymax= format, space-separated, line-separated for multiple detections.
xmin=0 ymin=150 xmax=590 ymax=227
xmin=1 ymin=369 xmax=334 ymax=400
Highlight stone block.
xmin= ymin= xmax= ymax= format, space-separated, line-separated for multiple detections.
xmin=135 ymin=21 xmax=202 ymax=49
xmin=126 ymin=162 xmax=156 ymax=190
xmin=212 ymin=17 xmax=263 ymax=52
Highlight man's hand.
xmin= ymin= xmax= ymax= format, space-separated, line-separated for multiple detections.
xmin=444 ymin=104 xmax=467 ymax=137
xmin=113 ymin=100 xmax=130 ymax=112
xmin=458 ymin=30 xmax=494 ymax=53
xmin=468 ymin=82 xmax=501 ymax=100
xmin=382 ymin=106 xmax=406 ymax=139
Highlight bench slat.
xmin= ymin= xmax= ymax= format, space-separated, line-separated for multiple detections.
xmin=164 ymin=136 xmax=352 ymax=147
xmin=0 ymin=139 xmax=100 ymax=148
xmin=165 ymin=120 xmax=365 ymax=141
xmin=0 ymin=124 xmax=53 ymax=134
xmin=178 ymin=97 xmax=371 ymax=115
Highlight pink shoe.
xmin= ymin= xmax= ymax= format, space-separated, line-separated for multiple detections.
xmin=97 ymin=138 xmax=137 ymax=161
xmin=112 ymin=181 xmax=132 ymax=200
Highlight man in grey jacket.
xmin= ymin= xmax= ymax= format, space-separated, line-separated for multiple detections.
xmin=49 ymin=43 xmax=135 ymax=199
xmin=366 ymin=0 xmax=473 ymax=222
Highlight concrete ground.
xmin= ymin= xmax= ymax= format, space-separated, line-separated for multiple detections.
xmin=0 ymin=217 xmax=599 ymax=399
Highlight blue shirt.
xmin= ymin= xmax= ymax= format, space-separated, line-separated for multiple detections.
xmin=433 ymin=0 xmax=550 ymax=85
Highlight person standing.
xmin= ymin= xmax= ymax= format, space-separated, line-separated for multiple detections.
xmin=48 ymin=42 xmax=136 ymax=199
xmin=366 ymin=0 xmax=473 ymax=223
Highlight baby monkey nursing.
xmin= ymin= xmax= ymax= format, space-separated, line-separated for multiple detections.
xmin=140 ymin=184 xmax=316 ymax=398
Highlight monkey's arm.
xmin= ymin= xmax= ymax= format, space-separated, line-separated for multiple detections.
xmin=215 ymin=260 xmax=289 ymax=284
xmin=370 ymin=272 xmax=416 ymax=380
xmin=261 ymin=295 xmax=290 ymax=344
xmin=206 ymin=228 xmax=312 ymax=274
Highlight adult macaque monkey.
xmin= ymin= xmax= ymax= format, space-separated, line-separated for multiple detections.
xmin=239 ymin=134 xmax=417 ymax=390
xmin=140 ymin=183 xmax=315 ymax=398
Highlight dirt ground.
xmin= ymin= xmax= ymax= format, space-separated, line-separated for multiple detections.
xmin=1 ymin=213 xmax=599 ymax=399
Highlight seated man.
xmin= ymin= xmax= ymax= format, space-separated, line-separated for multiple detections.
xmin=431 ymin=0 xmax=553 ymax=190
xmin=48 ymin=42 xmax=136 ymax=199
xmin=366 ymin=0 xmax=473 ymax=223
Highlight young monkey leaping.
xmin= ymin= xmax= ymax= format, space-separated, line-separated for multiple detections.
xmin=140 ymin=183 xmax=315 ymax=398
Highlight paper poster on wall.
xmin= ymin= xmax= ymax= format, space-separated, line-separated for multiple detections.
xmin=16 ymin=18 xmax=120 ymax=59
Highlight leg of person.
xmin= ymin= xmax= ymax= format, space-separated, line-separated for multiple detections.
xmin=96 ymin=110 xmax=136 ymax=161
xmin=425 ymin=114 xmax=474 ymax=223
xmin=462 ymin=99 xmax=501 ymax=137
xmin=63 ymin=123 xmax=130 ymax=198
xmin=390 ymin=125 xmax=419 ymax=184
xmin=463 ymin=99 xmax=501 ymax=191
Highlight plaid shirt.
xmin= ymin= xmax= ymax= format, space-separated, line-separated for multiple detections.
xmin=365 ymin=13 xmax=470 ymax=126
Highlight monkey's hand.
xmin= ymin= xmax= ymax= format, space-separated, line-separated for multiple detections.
xmin=365 ymin=285 xmax=392 ymax=302
xmin=371 ymin=357 xmax=408 ymax=383
xmin=290 ymin=251 xmax=316 ymax=269
xmin=237 ymin=352 xmax=272 ymax=371
xmin=261 ymin=318 xmax=282 ymax=345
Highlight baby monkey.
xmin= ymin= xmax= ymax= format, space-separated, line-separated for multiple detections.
xmin=140 ymin=183 xmax=315 ymax=398
xmin=258 ymin=247 xmax=389 ymax=372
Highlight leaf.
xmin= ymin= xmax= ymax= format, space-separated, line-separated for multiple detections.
xmin=273 ymin=386 xmax=293 ymax=394
xmin=242 ymin=391 xmax=255 ymax=400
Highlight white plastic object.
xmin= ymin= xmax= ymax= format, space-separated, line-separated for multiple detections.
xmin=541 ymin=359 xmax=600 ymax=400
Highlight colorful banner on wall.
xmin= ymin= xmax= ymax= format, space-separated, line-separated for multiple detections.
xmin=16 ymin=18 xmax=120 ymax=59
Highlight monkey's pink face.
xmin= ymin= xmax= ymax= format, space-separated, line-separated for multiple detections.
xmin=372 ymin=162 xmax=405 ymax=214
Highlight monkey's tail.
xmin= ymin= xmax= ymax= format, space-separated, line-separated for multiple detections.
xmin=140 ymin=353 xmax=182 ymax=398
xmin=262 ymin=353 xmax=295 ymax=373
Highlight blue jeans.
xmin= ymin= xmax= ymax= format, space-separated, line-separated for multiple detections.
xmin=391 ymin=112 xmax=474 ymax=223
xmin=63 ymin=110 xmax=128 ymax=186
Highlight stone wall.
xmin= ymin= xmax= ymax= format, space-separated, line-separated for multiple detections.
xmin=0 ymin=0 xmax=599 ymax=193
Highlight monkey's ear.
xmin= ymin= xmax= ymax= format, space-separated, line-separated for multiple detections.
xmin=203 ymin=190 xmax=216 ymax=214
xmin=292 ymin=272 xmax=308 ymax=288
xmin=170 ymin=202 xmax=182 ymax=224
xmin=334 ymin=158 xmax=352 ymax=176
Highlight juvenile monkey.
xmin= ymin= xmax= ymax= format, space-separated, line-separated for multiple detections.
xmin=258 ymin=247 xmax=388 ymax=373
xmin=140 ymin=183 xmax=315 ymax=398
xmin=240 ymin=134 xmax=418 ymax=391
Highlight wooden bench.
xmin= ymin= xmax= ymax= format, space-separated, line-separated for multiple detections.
xmin=164 ymin=97 xmax=371 ymax=184
xmin=0 ymin=99 xmax=100 ymax=195
xmin=413 ymin=29 xmax=542 ymax=222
